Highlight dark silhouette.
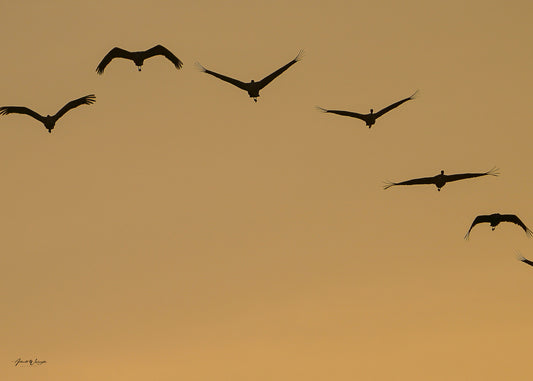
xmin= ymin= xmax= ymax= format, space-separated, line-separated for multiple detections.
xmin=384 ymin=168 xmax=499 ymax=191
xmin=316 ymin=90 xmax=418 ymax=128
xmin=518 ymin=254 xmax=533 ymax=267
xmin=96 ymin=45 xmax=183 ymax=74
xmin=0 ymin=95 xmax=96 ymax=133
xmin=464 ymin=213 xmax=532 ymax=239
xmin=196 ymin=50 xmax=303 ymax=102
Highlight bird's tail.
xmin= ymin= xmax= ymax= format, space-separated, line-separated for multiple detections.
xmin=315 ymin=106 xmax=328 ymax=113
xmin=294 ymin=49 xmax=305 ymax=62
xmin=409 ymin=89 xmax=420 ymax=100
xmin=516 ymin=252 xmax=526 ymax=262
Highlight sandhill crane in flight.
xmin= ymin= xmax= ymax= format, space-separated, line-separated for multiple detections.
xmin=0 ymin=94 xmax=96 ymax=133
xmin=464 ymin=213 xmax=532 ymax=239
xmin=316 ymin=90 xmax=418 ymax=128
xmin=96 ymin=45 xmax=183 ymax=74
xmin=196 ymin=50 xmax=303 ymax=102
xmin=384 ymin=168 xmax=499 ymax=191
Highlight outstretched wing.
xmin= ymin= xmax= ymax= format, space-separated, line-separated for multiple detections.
xmin=256 ymin=50 xmax=303 ymax=90
xmin=96 ymin=47 xmax=133 ymax=74
xmin=195 ymin=62 xmax=249 ymax=91
xmin=464 ymin=215 xmax=492 ymax=239
xmin=383 ymin=175 xmax=437 ymax=189
xmin=445 ymin=167 xmax=499 ymax=183
xmin=501 ymin=214 xmax=533 ymax=236
xmin=374 ymin=90 xmax=419 ymax=119
xmin=518 ymin=254 xmax=533 ymax=267
xmin=53 ymin=95 xmax=96 ymax=120
xmin=143 ymin=45 xmax=183 ymax=69
xmin=0 ymin=106 xmax=45 ymax=123
xmin=316 ymin=106 xmax=367 ymax=121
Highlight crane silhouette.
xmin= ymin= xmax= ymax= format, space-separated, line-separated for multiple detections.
xmin=0 ymin=94 xmax=96 ymax=133
xmin=384 ymin=168 xmax=499 ymax=191
xmin=96 ymin=45 xmax=183 ymax=74
xmin=316 ymin=90 xmax=418 ymax=128
xmin=196 ymin=50 xmax=303 ymax=102
xmin=464 ymin=213 xmax=532 ymax=239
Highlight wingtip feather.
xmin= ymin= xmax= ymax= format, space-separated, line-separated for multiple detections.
xmin=409 ymin=89 xmax=420 ymax=100
xmin=84 ymin=94 xmax=96 ymax=105
xmin=195 ymin=61 xmax=207 ymax=73
xmin=487 ymin=166 xmax=500 ymax=176
xmin=383 ymin=181 xmax=395 ymax=190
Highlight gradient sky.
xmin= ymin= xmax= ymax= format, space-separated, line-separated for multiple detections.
xmin=2 ymin=1 xmax=533 ymax=380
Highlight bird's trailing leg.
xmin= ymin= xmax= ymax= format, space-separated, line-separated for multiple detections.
xmin=253 ymin=98 xmax=257 ymax=103
xmin=137 ymin=66 xmax=142 ymax=71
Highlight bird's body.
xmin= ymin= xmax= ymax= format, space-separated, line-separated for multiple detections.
xmin=316 ymin=90 xmax=418 ymax=128
xmin=96 ymin=45 xmax=183 ymax=74
xmin=384 ymin=168 xmax=499 ymax=191
xmin=464 ymin=213 xmax=532 ymax=239
xmin=196 ymin=50 xmax=303 ymax=102
xmin=0 ymin=94 xmax=96 ymax=133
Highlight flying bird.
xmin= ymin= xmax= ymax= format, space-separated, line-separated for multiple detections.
xmin=96 ymin=45 xmax=183 ymax=74
xmin=196 ymin=50 xmax=303 ymax=102
xmin=464 ymin=213 xmax=533 ymax=239
xmin=0 ymin=94 xmax=96 ymax=133
xmin=518 ymin=254 xmax=533 ymax=267
xmin=316 ymin=90 xmax=418 ymax=128
xmin=384 ymin=168 xmax=499 ymax=191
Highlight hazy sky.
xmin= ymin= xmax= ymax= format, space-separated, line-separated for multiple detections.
xmin=2 ymin=1 xmax=533 ymax=380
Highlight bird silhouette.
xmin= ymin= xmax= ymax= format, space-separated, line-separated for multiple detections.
xmin=384 ymin=168 xmax=499 ymax=191
xmin=0 ymin=94 xmax=96 ymax=133
xmin=316 ymin=90 xmax=418 ymax=128
xmin=464 ymin=213 xmax=532 ymax=239
xmin=96 ymin=45 xmax=183 ymax=74
xmin=518 ymin=254 xmax=533 ymax=267
xmin=196 ymin=50 xmax=303 ymax=102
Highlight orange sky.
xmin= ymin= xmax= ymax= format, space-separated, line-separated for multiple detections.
xmin=2 ymin=1 xmax=533 ymax=380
